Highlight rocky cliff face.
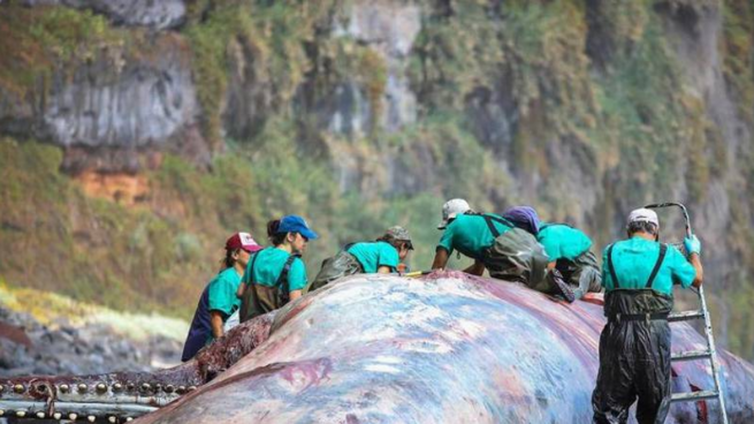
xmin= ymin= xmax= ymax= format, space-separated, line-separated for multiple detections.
xmin=22 ymin=0 xmax=187 ymax=29
xmin=0 ymin=16 xmax=204 ymax=173
xmin=1 ymin=0 xmax=754 ymax=356
xmin=338 ymin=1 xmax=420 ymax=133
xmin=659 ymin=3 xmax=749 ymax=267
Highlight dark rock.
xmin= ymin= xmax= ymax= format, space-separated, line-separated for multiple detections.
xmin=0 ymin=34 xmax=207 ymax=174
xmin=0 ymin=305 xmax=182 ymax=377
xmin=22 ymin=0 xmax=186 ymax=30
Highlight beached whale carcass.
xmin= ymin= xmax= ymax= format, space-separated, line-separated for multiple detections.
xmin=142 ymin=271 xmax=754 ymax=423
xmin=1 ymin=271 xmax=753 ymax=422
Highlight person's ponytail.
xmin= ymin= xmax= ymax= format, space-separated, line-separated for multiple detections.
xmin=221 ymin=249 xmax=236 ymax=270
xmin=267 ymin=219 xmax=286 ymax=246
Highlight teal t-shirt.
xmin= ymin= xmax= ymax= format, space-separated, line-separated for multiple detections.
xmin=537 ymin=223 xmax=593 ymax=262
xmin=437 ymin=213 xmax=513 ymax=260
xmin=242 ymin=247 xmax=308 ymax=292
xmin=346 ymin=241 xmax=400 ymax=273
xmin=207 ymin=267 xmax=243 ymax=317
xmin=602 ymin=237 xmax=696 ymax=296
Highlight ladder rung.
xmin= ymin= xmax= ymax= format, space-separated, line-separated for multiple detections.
xmin=671 ymin=390 xmax=719 ymax=402
xmin=668 ymin=310 xmax=705 ymax=322
xmin=671 ymin=349 xmax=713 ymax=361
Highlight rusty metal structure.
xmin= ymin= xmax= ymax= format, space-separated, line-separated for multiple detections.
xmin=1 ymin=271 xmax=753 ymax=422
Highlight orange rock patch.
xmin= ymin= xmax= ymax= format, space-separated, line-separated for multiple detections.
xmin=75 ymin=171 xmax=150 ymax=206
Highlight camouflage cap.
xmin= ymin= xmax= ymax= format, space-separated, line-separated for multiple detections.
xmin=385 ymin=226 xmax=413 ymax=250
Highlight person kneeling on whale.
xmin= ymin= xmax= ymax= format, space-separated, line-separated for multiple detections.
xmin=430 ymin=199 xmax=574 ymax=302
xmin=309 ymin=226 xmax=413 ymax=291
xmin=503 ymin=206 xmax=602 ymax=301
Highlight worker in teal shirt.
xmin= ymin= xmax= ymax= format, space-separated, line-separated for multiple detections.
xmin=310 ymin=226 xmax=413 ymax=291
xmin=238 ymin=215 xmax=318 ymax=322
xmin=182 ymin=232 xmax=262 ymax=361
xmin=592 ymin=208 xmax=703 ymax=424
xmin=537 ymin=223 xmax=601 ymax=298
xmin=430 ymin=199 xmax=569 ymax=299
xmin=502 ymin=206 xmax=602 ymax=300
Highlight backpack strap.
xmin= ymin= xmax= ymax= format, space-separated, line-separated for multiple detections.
xmin=482 ymin=214 xmax=514 ymax=239
xmin=275 ymin=253 xmax=301 ymax=302
xmin=244 ymin=250 xmax=262 ymax=286
xmin=607 ymin=244 xmax=620 ymax=289
xmin=489 ymin=214 xmax=515 ymax=227
xmin=239 ymin=250 xmax=264 ymax=323
xmin=645 ymin=244 xmax=668 ymax=289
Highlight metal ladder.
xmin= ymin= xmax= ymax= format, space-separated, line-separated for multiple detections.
xmin=668 ymin=284 xmax=729 ymax=424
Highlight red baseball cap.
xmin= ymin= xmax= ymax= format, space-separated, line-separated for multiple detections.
xmin=225 ymin=232 xmax=263 ymax=253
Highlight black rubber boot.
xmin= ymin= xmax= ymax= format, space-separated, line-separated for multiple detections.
xmin=547 ymin=268 xmax=575 ymax=303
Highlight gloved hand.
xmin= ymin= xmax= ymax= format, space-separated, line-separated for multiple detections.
xmin=684 ymin=234 xmax=701 ymax=256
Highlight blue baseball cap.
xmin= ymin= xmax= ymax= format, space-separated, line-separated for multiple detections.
xmin=278 ymin=215 xmax=319 ymax=240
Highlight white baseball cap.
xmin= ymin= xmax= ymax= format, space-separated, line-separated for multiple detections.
xmin=627 ymin=208 xmax=659 ymax=227
xmin=438 ymin=198 xmax=471 ymax=229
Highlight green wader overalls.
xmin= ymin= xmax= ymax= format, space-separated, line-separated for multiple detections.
xmin=309 ymin=246 xmax=364 ymax=292
xmin=479 ymin=214 xmax=551 ymax=292
xmin=239 ymin=253 xmax=299 ymax=323
xmin=592 ymin=244 xmax=673 ymax=424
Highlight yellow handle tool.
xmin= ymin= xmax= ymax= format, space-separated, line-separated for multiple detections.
xmin=401 ymin=271 xmax=432 ymax=278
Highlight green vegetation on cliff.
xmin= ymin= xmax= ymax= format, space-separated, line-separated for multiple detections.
xmin=722 ymin=0 xmax=754 ymax=124
xmin=0 ymin=3 xmax=135 ymax=99
xmin=0 ymin=136 xmax=468 ymax=317
xmin=0 ymin=139 xmax=197 ymax=315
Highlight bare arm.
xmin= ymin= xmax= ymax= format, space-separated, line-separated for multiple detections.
xmin=547 ymin=261 xmax=556 ymax=270
xmin=432 ymin=248 xmax=450 ymax=270
xmin=377 ymin=266 xmax=392 ymax=274
xmin=689 ymin=253 xmax=704 ymax=288
xmin=289 ymin=290 xmax=303 ymax=301
xmin=209 ymin=311 xmax=224 ymax=339
xmin=462 ymin=260 xmax=486 ymax=276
